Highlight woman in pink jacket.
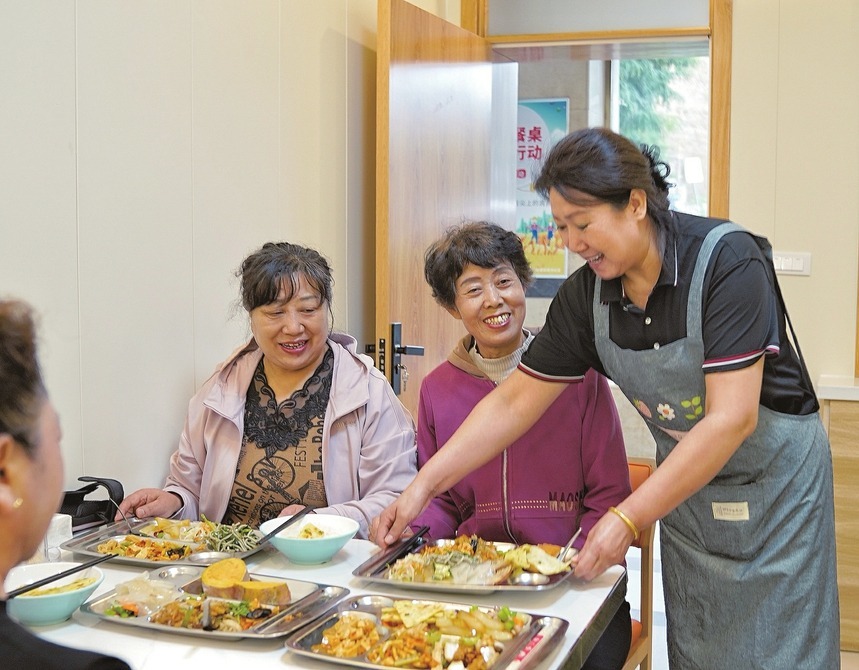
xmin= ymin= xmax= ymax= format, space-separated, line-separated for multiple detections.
xmin=118 ymin=242 xmax=417 ymax=539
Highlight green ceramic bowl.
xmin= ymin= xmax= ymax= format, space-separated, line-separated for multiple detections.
xmin=5 ymin=562 xmax=104 ymax=626
xmin=260 ymin=514 xmax=359 ymax=565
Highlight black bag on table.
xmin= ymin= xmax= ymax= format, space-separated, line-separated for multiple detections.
xmin=60 ymin=476 xmax=124 ymax=532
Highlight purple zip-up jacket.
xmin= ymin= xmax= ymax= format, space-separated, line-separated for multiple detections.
xmin=411 ymin=335 xmax=630 ymax=550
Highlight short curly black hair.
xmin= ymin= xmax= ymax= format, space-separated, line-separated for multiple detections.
xmin=424 ymin=221 xmax=533 ymax=310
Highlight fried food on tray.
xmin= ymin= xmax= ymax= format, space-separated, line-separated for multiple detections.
xmin=311 ymin=613 xmax=381 ymax=658
xmin=138 ymin=516 xmax=258 ymax=553
xmin=313 ymin=600 xmax=529 ymax=669
xmin=139 ymin=517 xmax=210 ymax=542
xmin=97 ymin=535 xmax=202 ymax=561
xmin=386 ymin=535 xmax=569 ymax=586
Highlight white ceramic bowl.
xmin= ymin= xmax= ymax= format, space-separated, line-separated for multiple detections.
xmin=260 ymin=514 xmax=359 ymax=565
xmin=4 ymin=562 xmax=104 ymax=626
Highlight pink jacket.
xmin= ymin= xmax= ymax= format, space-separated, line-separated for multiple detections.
xmin=164 ymin=333 xmax=417 ymax=538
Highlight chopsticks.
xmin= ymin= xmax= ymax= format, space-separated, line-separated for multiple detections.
xmin=6 ymin=553 xmax=115 ymax=599
xmin=384 ymin=525 xmax=429 ymax=567
xmin=256 ymin=506 xmax=314 ymax=547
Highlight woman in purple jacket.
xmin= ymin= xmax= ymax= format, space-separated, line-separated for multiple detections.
xmin=410 ymin=222 xmax=631 ymax=670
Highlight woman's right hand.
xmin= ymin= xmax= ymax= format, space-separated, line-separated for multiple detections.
xmin=116 ymin=488 xmax=182 ymax=520
xmin=372 ymin=478 xmax=433 ymax=548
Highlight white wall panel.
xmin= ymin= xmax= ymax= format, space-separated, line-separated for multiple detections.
xmin=191 ymin=0 xmax=282 ymax=384
xmin=0 ymin=1 xmax=82 ymax=482
xmin=345 ymin=0 xmax=378 ymax=348
xmin=730 ymin=0 xmax=859 ymax=383
xmin=0 ymin=1 xmax=362 ymax=494
xmin=280 ymin=2 xmax=350 ymax=329
xmin=729 ymin=0 xmax=779 ymax=242
xmin=773 ymin=1 xmax=859 ymax=380
xmin=76 ymin=2 xmax=194 ymax=489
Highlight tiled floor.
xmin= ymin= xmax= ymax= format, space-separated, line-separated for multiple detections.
xmin=626 ymin=524 xmax=856 ymax=669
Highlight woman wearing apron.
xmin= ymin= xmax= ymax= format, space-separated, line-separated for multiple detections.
xmin=373 ymin=127 xmax=840 ymax=668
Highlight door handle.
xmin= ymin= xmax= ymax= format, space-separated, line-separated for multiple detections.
xmin=390 ymin=322 xmax=424 ymax=395
xmin=395 ymin=345 xmax=425 ymax=356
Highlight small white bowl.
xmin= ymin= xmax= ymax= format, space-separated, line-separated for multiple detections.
xmin=4 ymin=562 xmax=104 ymax=626
xmin=260 ymin=514 xmax=359 ymax=565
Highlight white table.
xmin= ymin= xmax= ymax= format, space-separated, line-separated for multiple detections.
xmin=35 ymin=540 xmax=625 ymax=670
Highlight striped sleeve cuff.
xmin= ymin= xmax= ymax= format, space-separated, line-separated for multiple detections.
xmin=517 ymin=362 xmax=585 ymax=383
xmin=702 ymin=346 xmax=777 ymax=372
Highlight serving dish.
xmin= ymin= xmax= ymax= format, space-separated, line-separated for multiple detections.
xmin=353 ymin=536 xmax=576 ymax=594
xmin=80 ymin=564 xmax=348 ymax=640
xmin=5 ymin=562 xmax=104 ymax=626
xmin=61 ymin=519 xmax=264 ymax=567
xmin=284 ymin=593 xmax=568 ymax=669
xmin=260 ymin=514 xmax=359 ymax=565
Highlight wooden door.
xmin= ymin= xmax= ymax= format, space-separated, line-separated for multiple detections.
xmin=375 ymin=0 xmax=514 ymax=416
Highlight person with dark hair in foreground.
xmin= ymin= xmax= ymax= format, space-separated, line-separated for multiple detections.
xmin=0 ymin=299 xmax=130 ymax=669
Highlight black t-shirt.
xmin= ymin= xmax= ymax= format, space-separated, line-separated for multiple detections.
xmin=0 ymin=600 xmax=130 ymax=669
xmin=521 ymin=213 xmax=818 ymax=415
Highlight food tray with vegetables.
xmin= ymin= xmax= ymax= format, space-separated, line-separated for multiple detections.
xmin=61 ymin=518 xmax=264 ymax=566
xmin=284 ymin=594 xmax=568 ymax=669
xmin=80 ymin=558 xmax=349 ymax=640
xmin=353 ymin=535 xmax=576 ymax=594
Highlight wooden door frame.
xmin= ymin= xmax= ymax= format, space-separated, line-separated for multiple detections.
xmin=461 ymin=0 xmax=732 ymax=219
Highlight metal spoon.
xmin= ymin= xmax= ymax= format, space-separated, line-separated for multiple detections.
xmin=109 ymin=498 xmax=145 ymax=536
xmin=559 ymin=527 xmax=583 ymax=564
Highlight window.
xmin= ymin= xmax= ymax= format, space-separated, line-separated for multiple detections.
xmin=615 ymin=56 xmax=711 ymax=216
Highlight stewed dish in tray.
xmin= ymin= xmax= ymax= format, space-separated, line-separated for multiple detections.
xmin=80 ymin=557 xmax=347 ymax=639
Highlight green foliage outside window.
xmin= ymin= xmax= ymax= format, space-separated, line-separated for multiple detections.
xmin=618 ymin=58 xmax=696 ymax=147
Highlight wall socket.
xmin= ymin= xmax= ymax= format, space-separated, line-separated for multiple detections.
xmin=772 ymin=251 xmax=811 ymax=276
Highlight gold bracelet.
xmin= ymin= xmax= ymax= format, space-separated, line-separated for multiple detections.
xmin=608 ymin=506 xmax=640 ymax=541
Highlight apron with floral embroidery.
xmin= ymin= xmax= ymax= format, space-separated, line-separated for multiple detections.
xmin=593 ymin=222 xmax=839 ymax=669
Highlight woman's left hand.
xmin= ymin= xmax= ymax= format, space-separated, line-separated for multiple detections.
xmin=278 ymin=503 xmax=309 ymax=517
xmin=573 ymin=512 xmax=635 ymax=581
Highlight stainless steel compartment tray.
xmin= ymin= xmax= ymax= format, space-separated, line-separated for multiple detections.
xmin=80 ymin=564 xmax=349 ymax=640
xmin=285 ymin=593 xmax=569 ymax=669
xmin=61 ymin=519 xmax=264 ymax=567
xmin=353 ymin=537 xmax=576 ymax=593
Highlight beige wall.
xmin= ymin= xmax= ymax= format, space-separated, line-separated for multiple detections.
xmin=1 ymin=0 xmax=856 ymax=490
xmin=730 ymin=0 xmax=859 ymax=384
xmin=0 ymin=0 xmax=381 ymax=490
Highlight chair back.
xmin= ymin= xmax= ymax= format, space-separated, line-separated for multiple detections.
xmin=621 ymin=458 xmax=655 ymax=670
